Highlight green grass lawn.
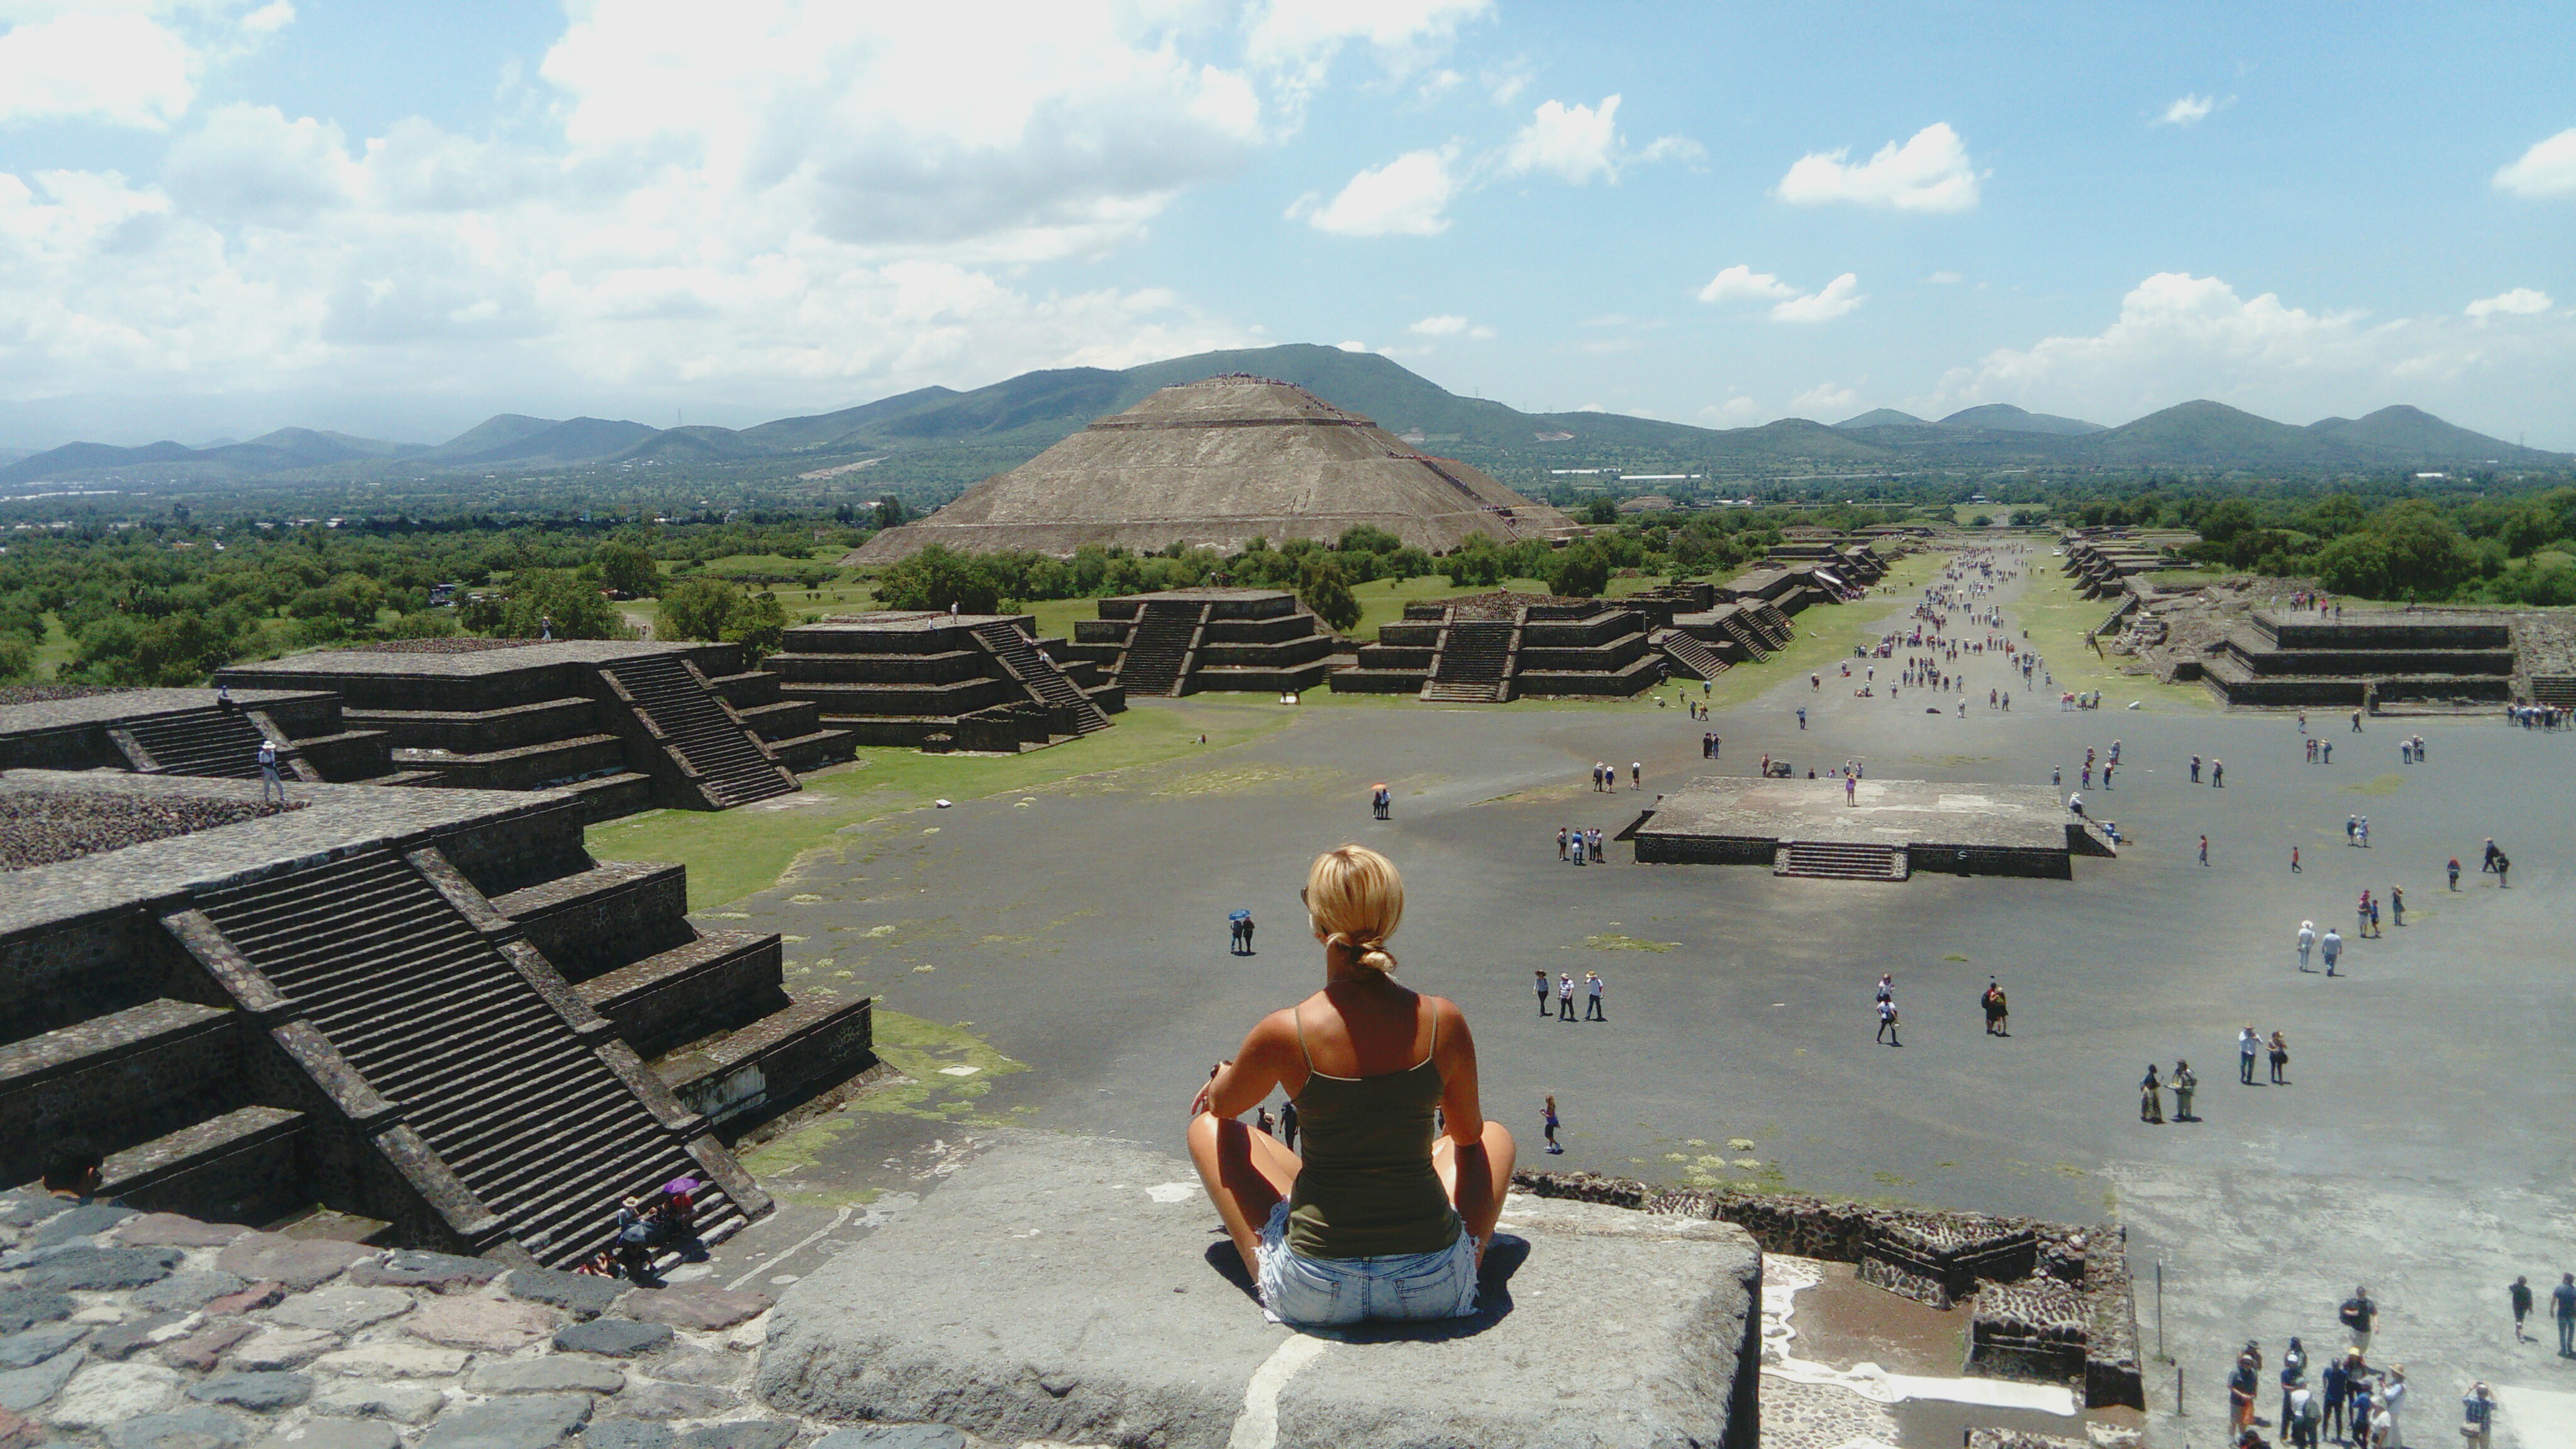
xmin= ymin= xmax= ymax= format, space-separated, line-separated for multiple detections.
xmin=584 ymin=694 xmax=1297 ymax=909
xmin=2017 ymin=564 xmax=2214 ymax=712
xmin=32 ymin=613 xmax=75 ymax=679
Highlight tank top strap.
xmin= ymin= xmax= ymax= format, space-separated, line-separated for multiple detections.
xmin=1424 ymin=997 xmax=1440 ymax=1062
xmin=1292 ymin=1001 xmax=1312 ymax=1070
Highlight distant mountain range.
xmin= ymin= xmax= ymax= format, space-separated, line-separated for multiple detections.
xmin=1 ymin=343 xmax=2562 ymax=491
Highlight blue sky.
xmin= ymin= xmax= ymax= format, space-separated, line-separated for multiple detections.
xmin=0 ymin=1 xmax=2570 ymax=449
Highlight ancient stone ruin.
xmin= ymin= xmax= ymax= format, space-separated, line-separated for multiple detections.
xmin=1330 ymin=591 xmax=1663 ymax=701
xmin=755 ymin=611 xmax=1123 ymax=752
xmin=847 ymin=374 xmax=1579 ymax=563
xmin=211 ymin=639 xmax=847 ymax=822
xmin=1 ymin=770 xmax=875 ymax=1272
xmin=1515 ymin=1169 xmax=2144 ymax=1411
xmin=1060 ymin=588 xmax=1340 ymax=697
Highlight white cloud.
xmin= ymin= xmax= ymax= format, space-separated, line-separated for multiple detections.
xmin=1701 ymin=396 xmax=1762 ymax=424
xmin=1777 ymin=122 xmax=1979 ymax=213
xmin=0 ymin=3 xmax=1301 ymax=423
xmin=1408 ymin=313 xmax=1492 ymax=338
xmin=1792 ymin=382 xmax=1858 ymax=415
xmin=1292 ymin=147 xmax=1458 ymax=235
xmin=2155 ymin=94 xmax=2218 ymax=127
xmin=240 ymin=3 xmax=294 ymax=36
xmin=1245 ymin=0 xmax=1490 ymax=104
xmin=1926 ymin=270 xmax=1963 ymax=285
xmin=1503 ymin=96 xmax=1619 ymax=183
xmin=2466 ymin=287 xmax=2553 ymax=319
xmin=1499 ymin=94 xmax=1697 ymax=184
xmin=1906 ymin=270 xmax=2576 ymax=440
xmin=0 ymin=11 xmax=199 ymax=128
xmin=1695 ymin=264 xmax=1795 ymax=304
xmin=2494 ymin=128 xmax=2576 ymax=199
xmin=1697 ymin=265 xmax=1865 ymax=321
xmin=1335 ymin=340 xmax=1372 ymax=352
xmin=1772 ymin=274 xmax=1865 ymax=322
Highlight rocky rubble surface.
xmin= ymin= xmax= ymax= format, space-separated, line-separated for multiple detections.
xmin=0 ymin=1192 xmax=983 ymax=1449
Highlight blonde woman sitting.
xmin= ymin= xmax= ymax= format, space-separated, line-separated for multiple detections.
xmin=1187 ymin=845 xmax=1516 ymax=1326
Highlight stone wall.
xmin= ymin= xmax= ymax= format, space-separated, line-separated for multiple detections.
xmin=1511 ymin=1169 xmax=2143 ymax=1409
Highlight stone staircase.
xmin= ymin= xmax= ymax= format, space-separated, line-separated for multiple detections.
xmin=1118 ymin=600 xmax=1205 ymax=697
xmin=2531 ymin=676 xmax=2576 ymax=708
xmin=184 ymin=847 xmax=743 ymax=1266
xmin=972 ymin=621 xmax=1112 ymax=734
xmin=113 ymin=708 xmax=272 ymax=779
xmin=1716 ymin=613 xmax=1774 ymax=663
xmin=601 ymin=655 xmax=797 ymax=806
xmin=1655 ymin=630 xmax=1733 ymax=682
xmin=1421 ymin=618 xmax=1516 ymax=702
xmin=1773 ymin=840 xmax=1908 ymax=881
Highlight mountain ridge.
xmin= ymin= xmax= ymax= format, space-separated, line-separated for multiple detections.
xmin=0 ymin=344 xmax=2562 ymax=489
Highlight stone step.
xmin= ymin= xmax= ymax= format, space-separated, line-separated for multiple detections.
xmin=1774 ymin=840 xmax=1907 ymax=880
xmin=602 ymin=655 xmax=796 ymax=807
xmin=578 ymin=930 xmax=786 ymax=1059
xmin=122 ymin=708 xmax=272 ymax=778
xmin=657 ymin=991 xmax=877 ymax=1130
xmin=96 ymin=1105 xmax=306 ymax=1225
xmin=0 ymin=999 xmax=244 ymax=1188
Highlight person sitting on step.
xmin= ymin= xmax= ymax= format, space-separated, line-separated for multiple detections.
xmin=1187 ymin=845 xmax=1514 ymax=1327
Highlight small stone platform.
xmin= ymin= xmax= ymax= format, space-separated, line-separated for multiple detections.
xmin=1632 ymin=777 xmax=2114 ymax=881
xmin=757 ymin=1132 xmax=1762 ymax=1449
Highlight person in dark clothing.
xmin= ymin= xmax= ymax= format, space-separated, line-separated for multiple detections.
xmin=1536 ymin=969 xmax=1552 ymax=1016
xmin=2510 ymin=1275 xmax=2534 ymax=1342
xmin=42 ymin=1140 xmax=109 ymax=1202
xmin=2339 ymin=1285 xmax=2377 ymax=1345
xmin=2555 ymin=1272 xmax=2576 ymax=1355
xmin=2320 ymin=1355 xmax=2350 ymax=1441
xmin=1278 ymin=1098 xmax=1298 ymax=1153
xmin=2228 ymin=1355 xmax=2260 ymax=1436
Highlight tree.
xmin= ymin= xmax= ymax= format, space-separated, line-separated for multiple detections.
xmin=467 ymin=569 xmax=631 ymax=639
xmin=875 ymin=543 xmax=999 ymax=613
xmin=726 ymin=590 xmax=789 ymax=658
xmin=1336 ymin=525 xmax=1403 ymax=555
xmin=1297 ymin=557 xmax=1361 ymax=633
xmin=1583 ymin=497 xmax=1619 ymax=525
xmin=872 ymin=496 xmax=908 ymax=531
xmin=660 ymin=577 xmax=743 ymax=641
xmin=2367 ymin=502 xmax=2473 ymax=598
xmin=594 ymin=540 xmax=660 ymax=596
xmin=1546 ymin=540 xmax=1611 ymax=597
xmin=0 ymin=636 xmax=31 ymax=684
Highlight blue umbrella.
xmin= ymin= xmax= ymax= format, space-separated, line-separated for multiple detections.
xmin=1228 ymin=909 xmax=1252 ymax=921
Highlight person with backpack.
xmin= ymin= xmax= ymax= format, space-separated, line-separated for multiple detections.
xmin=2340 ymin=1285 xmax=2378 ymax=1346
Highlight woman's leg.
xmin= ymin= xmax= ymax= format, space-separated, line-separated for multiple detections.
xmin=1432 ymin=1121 xmax=1518 ymax=1258
xmin=1187 ymin=1111 xmax=1300 ymax=1272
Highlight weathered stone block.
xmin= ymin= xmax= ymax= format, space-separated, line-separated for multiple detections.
xmin=23 ymin=1245 xmax=182 ymax=1291
xmin=309 ymin=1379 xmax=445 ymax=1425
xmin=214 ymin=1237 xmax=373 ymax=1294
xmin=48 ymin=1360 xmax=184 ymax=1429
xmin=417 ymin=1393 xmax=592 ymax=1449
xmin=0 ymin=1349 xmax=80 ymax=1413
xmin=135 ymin=1271 xmax=248 ymax=1314
xmin=622 ymin=1287 xmax=769 ymax=1332
xmin=404 ymin=1296 xmax=558 ymax=1352
xmin=115 ymin=1215 xmax=250 ymax=1249
xmin=470 ymin=1358 xmax=625 ymax=1395
xmin=757 ymin=1133 xmax=1762 ymax=1449
xmin=187 ymin=1371 xmax=313 ymax=1412
xmin=0 ymin=1294 xmax=72 ymax=1336
xmin=347 ymin=1250 xmax=500 ymax=1294
xmin=257 ymin=1424 xmax=400 ymax=1449
xmin=502 ymin=1268 xmax=623 ymax=1321
xmin=227 ymin=1329 xmax=340 ymax=1372
xmin=0 ymin=1325 xmax=84 ymax=1370
xmin=266 ymin=1288 xmax=412 ymax=1335
xmin=104 ymin=1406 xmax=251 ymax=1449
xmin=552 ymin=1319 xmax=671 ymax=1358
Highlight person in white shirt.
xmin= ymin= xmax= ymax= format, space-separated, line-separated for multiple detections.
xmin=257 ymin=738 xmax=284 ymax=808
xmin=2296 ymin=921 xmax=2316 ymax=972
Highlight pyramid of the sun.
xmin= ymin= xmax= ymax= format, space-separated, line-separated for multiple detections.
xmin=848 ymin=374 xmax=1578 ymax=562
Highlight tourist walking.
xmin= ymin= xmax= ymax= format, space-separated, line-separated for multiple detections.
xmin=1372 ymin=784 xmax=1391 ymax=820
xmin=2280 ymin=1337 xmax=2309 ymax=1440
xmin=2322 ymin=1355 xmax=2351 ymax=1442
xmin=1557 ymin=974 xmax=1576 ymax=1021
xmin=2447 ymin=857 xmax=2460 ymax=890
xmin=2268 ymin=1030 xmax=2290 ymax=1084
xmin=2190 ymin=753 xmax=2202 ymax=782
xmin=1875 ymin=997 xmax=1901 ymax=1046
xmin=1584 ymin=971 xmax=1605 ymax=1021
xmin=2291 ymin=845 xmax=2300 ymax=873
xmin=1536 ymin=968 xmax=1552 ymax=1016
xmin=1543 ymin=1095 xmax=1562 ymax=1155
xmin=1630 ymin=762 xmax=1641 ymax=790
xmin=2389 ymin=885 xmax=2402 ymax=927
xmin=2341 ymin=1286 xmax=2378 ymax=1346
xmin=2212 ymin=759 xmax=2224 ymax=786
xmin=1982 ymin=978 xmax=2008 ymax=1036
xmin=2555 ymin=1272 xmax=2576 ymax=1355
xmin=2511 ymin=1274 xmax=2534 ymax=1342
xmin=2297 ymin=920 xmax=2316 ymax=972
xmin=2321 ymin=926 xmax=2342 ymax=975
xmin=2200 ymin=834 xmax=2209 ymax=866
xmin=2140 ymin=1064 xmax=2163 ymax=1123
xmin=1278 ymin=1097 xmax=1298 ymax=1153
xmin=2240 ymin=1025 xmax=2261 ymax=1084
xmin=2172 ymin=1060 xmax=2197 ymax=1121
xmin=1557 ymin=827 xmax=1570 ymax=862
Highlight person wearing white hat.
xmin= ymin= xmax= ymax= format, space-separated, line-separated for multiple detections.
xmin=2297 ymin=921 xmax=2316 ymax=972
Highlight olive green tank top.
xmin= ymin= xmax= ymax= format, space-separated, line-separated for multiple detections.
xmin=1284 ymin=1002 xmax=1461 ymax=1260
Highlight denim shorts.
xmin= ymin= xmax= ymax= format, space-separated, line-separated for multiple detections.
xmin=1253 ymin=1200 xmax=1479 ymax=1327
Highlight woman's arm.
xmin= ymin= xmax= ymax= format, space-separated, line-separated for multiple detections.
xmin=1431 ymin=998 xmax=1485 ymax=1145
xmin=1191 ymin=1009 xmax=1299 ymax=1119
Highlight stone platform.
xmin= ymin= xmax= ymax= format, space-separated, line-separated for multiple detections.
xmin=757 ymin=1132 xmax=1762 ymax=1449
xmin=1631 ymin=777 xmax=2114 ymax=880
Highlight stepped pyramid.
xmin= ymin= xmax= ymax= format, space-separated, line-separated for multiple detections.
xmin=849 ymin=374 xmax=1577 ymax=562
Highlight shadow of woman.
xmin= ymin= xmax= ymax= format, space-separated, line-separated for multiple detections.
xmin=1200 ymin=1232 xmax=1530 ymax=1341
